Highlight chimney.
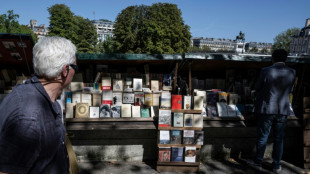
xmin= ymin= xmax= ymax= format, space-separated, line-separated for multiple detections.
xmin=306 ymin=18 xmax=310 ymax=27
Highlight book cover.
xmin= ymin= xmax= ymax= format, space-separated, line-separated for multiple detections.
xmin=141 ymin=108 xmax=150 ymax=118
xmin=89 ymin=106 xmax=100 ymax=118
xmin=132 ymin=105 xmax=141 ymax=118
xmin=193 ymin=96 xmax=203 ymax=110
xmin=183 ymin=96 xmax=191 ymax=110
xmin=159 ymin=130 xmax=170 ymax=144
xmin=171 ymin=95 xmax=182 ymax=110
xmin=72 ymin=93 xmax=81 ymax=105
xmin=101 ymin=77 xmax=112 ymax=90
xmin=65 ymin=103 xmax=74 ymax=118
xmin=151 ymin=80 xmax=159 ymax=92
xmin=194 ymin=131 xmax=204 ymax=145
xmin=152 ymin=93 xmax=160 ymax=106
xmin=113 ymin=79 xmax=123 ymax=91
xmin=183 ymin=130 xmax=195 ymax=145
xmin=144 ymin=93 xmax=153 ymax=107
xmin=99 ymin=104 xmax=111 ymax=118
xmin=196 ymin=90 xmax=207 ymax=103
xmin=184 ymin=114 xmax=193 ymax=127
xmin=123 ymin=92 xmax=135 ymax=104
xmin=193 ymin=114 xmax=203 ymax=128
xmin=207 ymin=105 xmax=218 ymax=117
xmin=142 ymin=88 xmax=152 ymax=93
xmin=207 ymin=91 xmax=218 ymax=106
xmin=173 ymin=112 xmax=184 ymax=127
xmin=121 ymin=104 xmax=132 ymax=117
xmin=227 ymin=104 xmax=237 ymax=117
xmin=158 ymin=147 xmax=171 ymax=162
xmin=218 ymin=92 xmax=228 ymax=103
xmin=171 ymin=147 xmax=183 ymax=162
xmin=171 ymin=130 xmax=182 ymax=144
xmin=102 ymin=90 xmax=113 ymax=106
xmin=112 ymin=92 xmax=122 ymax=106
xmin=111 ymin=105 xmax=121 ymax=118
xmin=158 ymin=109 xmax=171 ymax=127
xmin=134 ymin=92 xmax=144 ymax=106
xmin=92 ymin=93 xmax=102 ymax=107
xmin=229 ymin=93 xmax=239 ymax=105
xmin=160 ymin=92 xmax=171 ymax=109
xmin=217 ymin=102 xmax=228 ymax=117
xmin=75 ymin=103 xmax=89 ymax=118
xmin=185 ymin=146 xmax=196 ymax=163
xmin=81 ymin=93 xmax=92 ymax=106
xmin=133 ymin=78 xmax=143 ymax=92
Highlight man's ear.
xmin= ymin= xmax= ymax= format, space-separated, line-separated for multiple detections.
xmin=62 ymin=65 xmax=69 ymax=77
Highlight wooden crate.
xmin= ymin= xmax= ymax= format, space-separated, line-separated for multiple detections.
xmin=304 ymin=97 xmax=310 ymax=109
xmin=304 ymin=130 xmax=310 ymax=145
xmin=304 ymin=114 xmax=310 ymax=129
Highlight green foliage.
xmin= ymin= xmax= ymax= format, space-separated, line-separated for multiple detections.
xmin=249 ymin=47 xmax=258 ymax=53
xmin=75 ymin=16 xmax=98 ymax=53
xmin=0 ymin=10 xmax=37 ymax=42
xmin=189 ymin=45 xmax=211 ymax=53
xmin=113 ymin=3 xmax=191 ymax=54
xmin=97 ymin=36 xmax=114 ymax=53
xmin=48 ymin=4 xmax=79 ymax=44
xmin=273 ymin=27 xmax=299 ymax=52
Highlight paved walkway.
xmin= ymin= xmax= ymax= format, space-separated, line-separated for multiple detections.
xmin=78 ymin=158 xmax=310 ymax=174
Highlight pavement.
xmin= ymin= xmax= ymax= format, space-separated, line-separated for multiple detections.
xmin=78 ymin=158 xmax=310 ymax=174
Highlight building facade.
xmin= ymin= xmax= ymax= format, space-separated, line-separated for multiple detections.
xmin=290 ymin=18 xmax=310 ymax=56
xmin=192 ymin=37 xmax=236 ymax=52
xmin=28 ymin=19 xmax=49 ymax=40
xmin=245 ymin=42 xmax=272 ymax=53
xmin=91 ymin=20 xmax=115 ymax=42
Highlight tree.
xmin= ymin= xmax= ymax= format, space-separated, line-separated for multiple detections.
xmin=113 ymin=3 xmax=191 ymax=54
xmin=273 ymin=28 xmax=299 ymax=52
xmin=48 ymin=4 xmax=79 ymax=45
xmin=97 ymin=36 xmax=114 ymax=53
xmin=75 ymin=16 xmax=98 ymax=53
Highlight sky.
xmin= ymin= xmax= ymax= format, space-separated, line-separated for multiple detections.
xmin=1 ymin=0 xmax=309 ymax=43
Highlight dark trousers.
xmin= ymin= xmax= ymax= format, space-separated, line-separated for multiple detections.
xmin=254 ymin=114 xmax=287 ymax=169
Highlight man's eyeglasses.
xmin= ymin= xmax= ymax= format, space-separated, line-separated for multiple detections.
xmin=69 ymin=64 xmax=79 ymax=72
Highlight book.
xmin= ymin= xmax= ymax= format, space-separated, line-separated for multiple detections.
xmin=159 ymin=130 xmax=170 ymax=144
xmin=207 ymin=91 xmax=218 ymax=106
xmin=196 ymin=90 xmax=207 ymax=103
xmin=151 ymin=80 xmax=159 ymax=92
xmin=183 ymin=130 xmax=195 ymax=145
xmin=173 ymin=112 xmax=184 ymax=127
xmin=113 ymin=79 xmax=123 ymax=91
xmin=142 ymin=88 xmax=152 ymax=93
xmin=123 ymin=93 xmax=135 ymax=104
xmin=160 ymin=92 xmax=171 ymax=109
xmin=193 ymin=114 xmax=203 ymax=128
xmin=193 ymin=96 xmax=204 ymax=110
xmin=229 ymin=93 xmax=239 ymax=105
xmin=171 ymin=95 xmax=182 ymax=110
xmin=218 ymin=92 xmax=228 ymax=103
xmin=183 ymin=96 xmax=192 ymax=110
xmin=81 ymin=93 xmax=92 ymax=106
xmin=102 ymin=90 xmax=113 ymax=106
xmin=158 ymin=109 xmax=171 ymax=127
xmin=112 ymin=92 xmax=122 ymax=106
xmin=202 ymin=103 xmax=207 ymax=117
xmin=184 ymin=114 xmax=193 ymax=127
xmin=151 ymin=106 xmax=159 ymax=117
xmin=194 ymin=131 xmax=204 ymax=145
xmin=207 ymin=105 xmax=218 ymax=117
xmin=121 ymin=104 xmax=132 ymax=117
xmin=72 ymin=93 xmax=81 ymax=105
xmin=101 ymin=77 xmax=112 ymax=90
xmin=152 ymin=93 xmax=160 ymax=106
xmin=185 ymin=146 xmax=196 ymax=163
xmin=92 ymin=93 xmax=102 ymax=107
xmin=65 ymin=103 xmax=74 ymax=118
xmin=89 ymin=106 xmax=100 ymax=118
xmin=171 ymin=147 xmax=184 ymax=162
xmin=227 ymin=104 xmax=237 ymax=117
xmin=217 ymin=102 xmax=228 ymax=117
xmin=111 ymin=105 xmax=121 ymax=118
xmin=171 ymin=130 xmax=182 ymax=144
xmin=144 ymin=93 xmax=153 ymax=107
xmin=99 ymin=104 xmax=111 ymax=118
xmin=133 ymin=78 xmax=143 ymax=92
xmin=134 ymin=92 xmax=144 ymax=106
xmin=158 ymin=147 xmax=171 ymax=162
xmin=141 ymin=108 xmax=150 ymax=118
xmin=132 ymin=105 xmax=141 ymax=118
xmin=70 ymin=82 xmax=84 ymax=92
xmin=75 ymin=103 xmax=89 ymax=118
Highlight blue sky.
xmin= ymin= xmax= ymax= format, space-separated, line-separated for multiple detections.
xmin=1 ymin=0 xmax=309 ymax=43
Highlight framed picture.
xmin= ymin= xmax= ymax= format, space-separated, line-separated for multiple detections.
xmin=113 ymin=79 xmax=123 ymax=91
xmin=133 ymin=78 xmax=143 ymax=91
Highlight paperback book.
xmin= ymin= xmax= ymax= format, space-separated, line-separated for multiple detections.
xmin=183 ymin=130 xmax=195 ymax=145
xmin=160 ymin=92 xmax=171 ymax=109
xmin=171 ymin=147 xmax=183 ymax=162
xmin=194 ymin=131 xmax=204 ymax=145
xmin=111 ymin=105 xmax=121 ymax=118
xmin=99 ymin=104 xmax=111 ymax=118
xmin=184 ymin=114 xmax=193 ymax=127
xmin=183 ymin=95 xmax=191 ymax=110
xmin=185 ymin=146 xmax=196 ymax=163
xmin=141 ymin=108 xmax=150 ymax=118
xmin=134 ymin=92 xmax=144 ymax=106
xmin=171 ymin=130 xmax=182 ymax=144
xmin=158 ymin=109 xmax=171 ymax=127
xmin=171 ymin=95 xmax=182 ymax=110
xmin=173 ymin=112 xmax=184 ymax=127
xmin=159 ymin=130 xmax=170 ymax=144
xmin=158 ymin=147 xmax=171 ymax=162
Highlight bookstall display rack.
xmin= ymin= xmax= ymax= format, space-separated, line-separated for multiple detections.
xmin=156 ymin=109 xmax=203 ymax=173
xmin=303 ymin=97 xmax=310 ymax=168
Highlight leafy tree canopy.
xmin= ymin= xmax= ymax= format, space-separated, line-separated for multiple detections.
xmin=113 ymin=3 xmax=191 ymax=54
xmin=273 ymin=27 xmax=299 ymax=52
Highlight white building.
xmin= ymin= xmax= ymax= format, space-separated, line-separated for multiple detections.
xmin=28 ymin=19 xmax=49 ymax=40
xmin=290 ymin=18 xmax=310 ymax=56
xmin=91 ymin=20 xmax=115 ymax=42
xmin=192 ymin=37 xmax=235 ymax=52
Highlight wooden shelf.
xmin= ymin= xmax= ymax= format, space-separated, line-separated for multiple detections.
xmin=157 ymin=162 xmax=200 ymax=173
xmin=171 ymin=109 xmax=202 ymax=113
xmin=158 ymin=126 xmax=203 ymax=130
xmin=66 ymin=117 xmax=154 ymax=122
xmin=158 ymin=144 xmax=201 ymax=148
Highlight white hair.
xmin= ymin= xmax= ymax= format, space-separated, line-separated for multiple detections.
xmin=33 ymin=36 xmax=77 ymax=79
